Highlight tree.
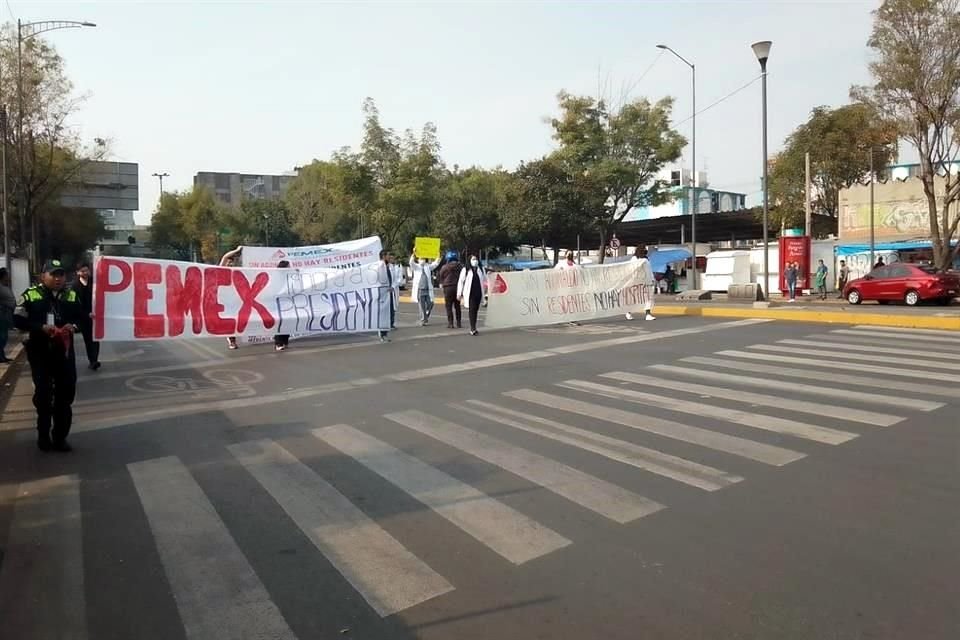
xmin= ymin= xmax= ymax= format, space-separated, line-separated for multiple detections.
xmin=550 ymin=92 xmax=685 ymax=261
xmin=435 ymin=167 xmax=513 ymax=257
xmin=0 ymin=24 xmax=109 ymax=263
xmin=220 ymin=198 xmax=300 ymax=248
xmin=149 ymin=192 xmax=193 ymax=260
xmin=148 ymin=187 xmax=230 ymax=262
xmin=42 ymin=205 xmax=103 ymax=267
xmin=853 ymin=0 xmax=960 ymax=269
xmin=506 ymin=155 xmax=594 ymax=264
xmin=768 ymin=104 xmax=898 ymax=231
xmin=284 ymin=157 xmax=374 ymax=244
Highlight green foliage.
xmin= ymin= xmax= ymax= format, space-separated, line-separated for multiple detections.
xmin=768 ymin=103 xmax=898 ymax=231
xmin=41 ymin=206 xmax=104 ymax=267
xmin=284 ymin=157 xmax=374 ymax=244
xmin=148 ymin=187 xmax=232 ymax=262
xmin=550 ymin=92 xmax=685 ymax=259
xmin=435 ymin=167 xmax=514 ymax=256
xmin=149 ymin=192 xmax=193 ymax=260
xmin=220 ymin=197 xmax=299 ymax=248
xmin=853 ymin=0 xmax=960 ymax=268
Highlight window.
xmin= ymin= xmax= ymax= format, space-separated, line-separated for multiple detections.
xmin=214 ymin=173 xmax=231 ymax=189
xmin=870 ymin=266 xmax=890 ymax=279
xmin=887 ymin=265 xmax=911 ymax=278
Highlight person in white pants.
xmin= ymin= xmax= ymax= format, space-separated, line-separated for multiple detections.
xmin=626 ymin=246 xmax=656 ymax=321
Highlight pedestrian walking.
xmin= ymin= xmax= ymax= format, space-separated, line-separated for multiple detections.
xmin=377 ymin=250 xmax=395 ymax=343
xmin=438 ymin=251 xmax=463 ymax=329
xmin=410 ymin=249 xmax=439 ymax=326
xmin=274 ymin=260 xmax=291 ymax=351
xmin=555 ymin=251 xmax=579 ymax=270
xmin=220 ymin=247 xmax=242 ymax=350
xmin=457 ymin=255 xmax=486 ymax=336
xmin=14 ymin=259 xmax=83 ymax=452
xmin=785 ymin=261 xmax=799 ymax=302
xmin=837 ymin=259 xmax=850 ymax=299
xmin=626 ymin=247 xmax=656 ymax=321
xmin=71 ymin=263 xmax=100 ymax=370
xmin=0 ymin=268 xmax=15 ymax=363
xmin=815 ymin=259 xmax=828 ymax=300
xmin=389 ymin=254 xmax=404 ymax=330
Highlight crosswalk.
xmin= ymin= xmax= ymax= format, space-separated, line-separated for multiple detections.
xmin=0 ymin=323 xmax=956 ymax=638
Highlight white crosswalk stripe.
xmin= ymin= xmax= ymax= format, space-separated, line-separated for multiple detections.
xmin=715 ymin=349 xmax=960 ymax=383
xmin=831 ymin=328 xmax=960 ymax=345
xmin=559 ymin=379 xmax=859 ymax=444
xmin=228 ymin=439 xmax=454 ymax=617
xmin=603 ymin=370 xmax=905 ymax=426
xmin=849 ymin=325 xmax=960 ymax=338
xmin=384 ymin=409 xmax=664 ymax=523
xmin=0 ymin=475 xmax=87 ymax=640
xmin=312 ymin=424 xmax=572 ymax=565
xmin=505 ymin=389 xmax=805 ymax=466
xmin=777 ymin=338 xmax=960 ymax=361
xmin=456 ymin=399 xmax=743 ymax=491
xmin=747 ymin=343 xmax=958 ymax=372
xmin=128 ymin=456 xmax=297 ymax=639
xmin=680 ymin=356 xmax=958 ymax=399
xmin=801 ymin=333 xmax=960 ymax=354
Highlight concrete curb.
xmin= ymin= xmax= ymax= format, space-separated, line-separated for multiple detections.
xmin=0 ymin=341 xmax=25 ymax=386
xmin=652 ymin=305 xmax=960 ymax=331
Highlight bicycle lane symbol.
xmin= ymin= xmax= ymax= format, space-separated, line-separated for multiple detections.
xmin=125 ymin=369 xmax=265 ymax=399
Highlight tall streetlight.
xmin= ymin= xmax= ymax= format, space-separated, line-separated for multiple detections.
xmin=752 ymin=40 xmax=772 ymax=298
xmin=657 ymin=44 xmax=698 ymax=289
xmin=152 ymin=172 xmax=169 ymax=198
xmin=17 ymin=19 xmax=96 ymax=269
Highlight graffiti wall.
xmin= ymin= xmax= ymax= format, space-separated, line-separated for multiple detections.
xmin=838 ymin=177 xmax=956 ymax=243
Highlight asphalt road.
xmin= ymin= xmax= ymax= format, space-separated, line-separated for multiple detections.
xmin=0 ymin=307 xmax=957 ymax=640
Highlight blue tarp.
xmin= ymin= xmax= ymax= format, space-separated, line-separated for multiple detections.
xmin=648 ymin=248 xmax=693 ymax=273
xmin=836 ymin=240 xmax=958 ymax=256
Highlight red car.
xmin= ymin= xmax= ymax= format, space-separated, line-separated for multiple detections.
xmin=844 ymin=263 xmax=960 ymax=306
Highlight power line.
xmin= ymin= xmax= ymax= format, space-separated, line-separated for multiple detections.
xmin=5 ymin=0 xmax=14 ymax=22
xmin=675 ymin=73 xmax=765 ymax=127
xmin=622 ymin=49 xmax=665 ymax=99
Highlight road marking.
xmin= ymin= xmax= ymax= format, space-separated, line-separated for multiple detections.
xmin=313 ymin=424 xmax=571 ymax=565
xmin=228 ymin=439 xmax=453 ymax=616
xmin=715 ymin=349 xmax=960 ymax=383
xmin=680 ymin=356 xmax=959 ymax=399
xmin=457 ymin=399 xmax=742 ymax=491
xmin=640 ymin=365 xmax=934 ymax=415
xmin=777 ymin=338 xmax=960 ymax=361
xmin=747 ymin=343 xmax=959 ymax=372
xmin=560 ymin=379 xmax=858 ymax=445
xmin=542 ymin=319 xmax=772 ymax=355
xmin=831 ymin=328 xmax=960 ymax=345
xmin=798 ymin=333 xmax=960 ymax=354
xmin=622 ymin=368 xmax=908 ymax=424
xmin=386 ymin=352 xmax=556 ymax=381
xmin=385 ymin=410 xmax=663 ymax=523
xmin=505 ymin=389 xmax=804 ymax=466
xmin=0 ymin=475 xmax=87 ymax=640
xmin=850 ymin=325 xmax=960 ymax=338
xmin=127 ymin=457 xmax=295 ymax=639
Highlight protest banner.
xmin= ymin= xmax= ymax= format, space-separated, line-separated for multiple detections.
xmin=240 ymin=236 xmax=382 ymax=269
xmin=484 ymin=262 xmax=650 ymax=329
xmin=413 ymin=236 xmax=441 ymax=261
xmin=92 ymin=256 xmax=392 ymax=342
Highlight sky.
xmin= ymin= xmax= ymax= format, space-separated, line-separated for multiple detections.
xmin=12 ymin=0 xmax=881 ymax=224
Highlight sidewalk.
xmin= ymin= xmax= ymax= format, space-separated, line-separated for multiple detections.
xmin=0 ymin=334 xmax=24 ymax=386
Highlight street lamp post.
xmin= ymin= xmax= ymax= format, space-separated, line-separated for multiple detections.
xmin=752 ymin=40 xmax=772 ymax=299
xmin=263 ymin=213 xmax=269 ymax=246
xmin=657 ymin=44 xmax=697 ymax=289
xmin=152 ymin=172 xmax=169 ymax=199
xmin=16 ymin=19 xmax=96 ymax=270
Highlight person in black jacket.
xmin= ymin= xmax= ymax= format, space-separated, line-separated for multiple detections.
xmin=72 ymin=262 xmax=100 ymax=370
xmin=438 ymin=251 xmax=463 ymax=329
xmin=274 ymin=260 xmax=291 ymax=351
xmin=14 ymin=259 xmax=83 ymax=452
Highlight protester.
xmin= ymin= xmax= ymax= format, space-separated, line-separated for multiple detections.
xmin=785 ymin=261 xmax=799 ymax=302
xmin=0 ymin=267 xmax=15 ymax=363
xmin=377 ymin=250 xmax=394 ymax=342
xmin=389 ymin=253 xmax=404 ymax=330
xmin=71 ymin=263 xmax=100 ymax=370
xmin=555 ymin=251 xmax=579 ymax=270
xmin=663 ymin=265 xmax=676 ymax=294
xmin=837 ymin=259 xmax=850 ymax=299
xmin=220 ymin=247 xmax=242 ymax=350
xmin=439 ymin=251 xmax=463 ymax=329
xmin=14 ymin=259 xmax=82 ymax=452
xmin=410 ymin=249 xmax=439 ymax=326
xmin=458 ymin=254 xmax=486 ymax=336
xmin=274 ymin=260 xmax=291 ymax=351
xmin=626 ymin=246 xmax=656 ymax=321
xmin=815 ymin=259 xmax=829 ymax=300
xmin=874 ymin=257 xmax=885 ymax=270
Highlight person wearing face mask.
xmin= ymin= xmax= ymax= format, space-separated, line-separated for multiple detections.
xmin=14 ymin=259 xmax=83 ymax=452
xmin=457 ymin=255 xmax=486 ymax=336
xmin=410 ymin=248 xmax=440 ymax=326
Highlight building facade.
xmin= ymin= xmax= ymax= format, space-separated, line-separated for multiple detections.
xmin=622 ymin=166 xmax=747 ymax=222
xmin=193 ymin=171 xmax=296 ymax=207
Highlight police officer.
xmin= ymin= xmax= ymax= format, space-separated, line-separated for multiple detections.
xmin=14 ymin=259 xmax=82 ymax=452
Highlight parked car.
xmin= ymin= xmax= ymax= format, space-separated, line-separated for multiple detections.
xmin=843 ymin=263 xmax=960 ymax=306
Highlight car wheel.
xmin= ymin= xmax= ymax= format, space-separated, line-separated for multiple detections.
xmin=904 ymin=289 xmax=920 ymax=306
xmin=846 ymin=289 xmax=862 ymax=305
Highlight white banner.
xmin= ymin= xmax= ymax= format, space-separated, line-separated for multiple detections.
xmin=240 ymin=236 xmax=382 ymax=269
xmin=92 ymin=256 xmax=392 ymax=342
xmin=484 ymin=262 xmax=650 ymax=329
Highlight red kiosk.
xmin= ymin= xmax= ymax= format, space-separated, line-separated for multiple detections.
xmin=778 ymin=235 xmax=811 ymax=295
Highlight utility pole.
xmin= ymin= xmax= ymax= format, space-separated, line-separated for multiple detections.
xmin=152 ymin=171 xmax=169 ymax=197
xmin=869 ymin=150 xmax=875 ymax=270
xmin=804 ymin=152 xmax=812 ymax=237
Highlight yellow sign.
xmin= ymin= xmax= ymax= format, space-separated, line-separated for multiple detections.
xmin=414 ymin=237 xmax=441 ymax=260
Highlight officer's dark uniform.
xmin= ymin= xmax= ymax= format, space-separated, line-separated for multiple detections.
xmin=13 ymin=260 xmax=82 ymax=451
